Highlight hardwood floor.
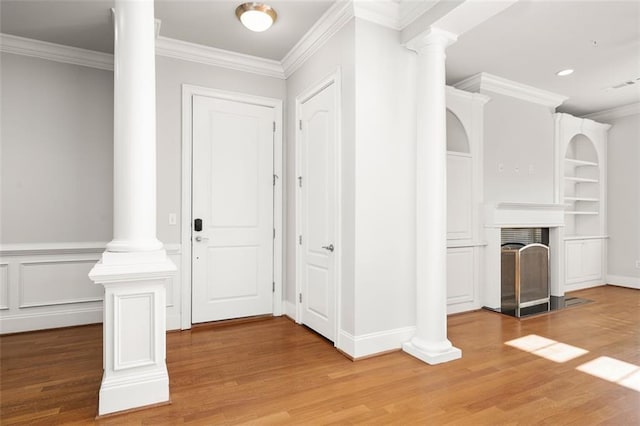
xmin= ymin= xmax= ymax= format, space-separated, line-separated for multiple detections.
xmin=1 ymin=285 xmax=638 ymax=424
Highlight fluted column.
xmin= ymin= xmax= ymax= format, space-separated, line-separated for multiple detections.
xmin=89 ymin=0 xmax=175 ymax=416
xmin=403 ymin=27 xmax=462 ymax=365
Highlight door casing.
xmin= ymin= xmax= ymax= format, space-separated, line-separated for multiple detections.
xmin=181 ymin=84 xmax=283 ymax=330
xmin=295 ymin=69 xmax=342 ymax=346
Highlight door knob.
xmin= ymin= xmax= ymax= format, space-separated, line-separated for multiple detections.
xmin=195 ymin=236 xmax=209 ymax=242
xmin=322 ymin=244 xmax=334 ymax=252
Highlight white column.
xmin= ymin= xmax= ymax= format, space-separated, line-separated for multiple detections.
xmin=89 ymin=0 xmax=175 ymax=416
xmin=108 ymin=0 xmax=162 ymax=253
xmin=403 ymin=27 xmax=462 ymax=365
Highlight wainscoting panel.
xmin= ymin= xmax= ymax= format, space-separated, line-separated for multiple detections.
xmin=0 ymin=264 xmax=9 ymax=310
xmin=19 ymin=259 xmax=102 ymax=308
xmin=0 ymin=243 xmax=182 ymax=334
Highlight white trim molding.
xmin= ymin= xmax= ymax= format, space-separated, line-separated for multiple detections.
xmin=454 ymin=72 xmax=568 ymax=109
xmin=607 ymin=275 xmax=640 ymax=290
xmin=339 ymin=326 xmax=416 ymax=359
xmin=181 ymin=85 xmax=284 ymax=330
xmin=583 ymin=102 xmax=640 ymax=123
xmin=156 ymin=36 xmax=285 ymax=79
xmin=0 ymin=33 xmax=114 ymax=70
xmin=0 ymin=242 xmax=108 ymax=257
xmin=282 ymin=1 xmax=353 ymax=78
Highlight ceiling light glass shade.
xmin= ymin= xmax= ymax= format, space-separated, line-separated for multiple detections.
xmin=556 ymin=69 xmax=574 ymax=76
xmin=235 ymin=3 xmax=277 ymax=32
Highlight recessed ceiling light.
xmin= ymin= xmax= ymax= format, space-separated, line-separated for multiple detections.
xmin=556 ymin=69 xmax=574 ymax=77
xmin=235 ymin=3 xmax=277 ymax=32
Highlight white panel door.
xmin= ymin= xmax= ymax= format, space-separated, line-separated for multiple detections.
xmin=582 ymin=239 xmax=603 ymax=280
xmin=299 ymin=82 xmax=337 ymax=341
xmin=447 ymin=153 xmax=472 ymax=240
xmin=192 ymin=95 xmax=274 ymax=323
xmin=565 ymin=240 xmax=583 ymax=283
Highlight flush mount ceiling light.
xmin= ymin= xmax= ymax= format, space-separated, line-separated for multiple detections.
xmin=556 ymin=69 xmax=574 ymax=77
xmin=235 ymin=2 xmax=277 ymax=32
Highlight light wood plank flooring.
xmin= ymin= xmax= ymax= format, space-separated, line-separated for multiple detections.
xmin=1 ymin=285 xmax=639 ymax=424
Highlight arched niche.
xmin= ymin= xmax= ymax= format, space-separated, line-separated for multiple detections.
xmin=446 ymin=108 xmax=472 ymax=240
xmin=565 ymin=133 xmax=598 ymax=164
xmin=446 ymin=109 xmax=470 ymax=154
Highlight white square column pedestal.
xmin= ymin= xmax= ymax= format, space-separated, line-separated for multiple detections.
xmin=90 ymin=250 xmax=175 ymax=415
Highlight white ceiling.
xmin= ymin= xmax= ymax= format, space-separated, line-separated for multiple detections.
xmin=1 ymin=0 xmax=638 ymax=116
xmin=0 ymin=0 xmax=334 ymax=60
xmin=446 ymin=0 xmax=640 ymax=116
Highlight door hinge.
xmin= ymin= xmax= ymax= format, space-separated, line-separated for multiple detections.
xmin=273 ymin=121 xmax=276 ymax=132
xmin=273 ymin=228 xmax=276 ymax=239
xmin=272 ymin=282 xmax=275 ymax=293
xmin=299 ymin=120 xmax=302 ymax=130
xmin=298 ymin=235 xmax=302 ymax=245
xmin=273 ymin=174 xmax=278 ymax=186
xmin=298 ymin=176 xmax=303 ymax=188
xmin=299 ymin=293 xmax=302 ymax=303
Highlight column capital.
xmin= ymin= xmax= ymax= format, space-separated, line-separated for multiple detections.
xmin=405 ymin=26 xmax=458 ymax=53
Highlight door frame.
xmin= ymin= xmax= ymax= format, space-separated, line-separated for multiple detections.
xmin=294 ymin=69 xmax=342 ymax=344
xmin=181 ymin=84 xmax=283 ymax=330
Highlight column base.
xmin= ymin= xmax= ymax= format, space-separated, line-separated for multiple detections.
xmin=402 ymin=341 xmax=462 ymax=365
xmin=89 ymin=249 xmax=176 ymax=416
xmin=98 ymin=367 xmax=169 ymax=416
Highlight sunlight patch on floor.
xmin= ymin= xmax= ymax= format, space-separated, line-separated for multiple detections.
xmin=576 ymin=356 xmax=640 ymax=392
xmin=505 ymin=334 xmax=589 ymax=363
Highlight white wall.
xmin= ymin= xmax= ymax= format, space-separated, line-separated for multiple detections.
xmin=482 ymin=91 xmax=555 ymax=204
xmin=0 ymin=52 xmax=113 ymax=332
xmin=607 ymin=112 xmax=640 ymax=284
xmin=1 ymin=53 xmax=113 ymax=244
xmin=285 ymin=20 xmax=357 ymax=334
xmin=352 ymin=19 xmax=416 ymax=338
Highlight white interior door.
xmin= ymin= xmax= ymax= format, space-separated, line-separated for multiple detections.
xmin=298 ymin=82 xmax=337 ymax=341
xmin=192 ymin=95 xmax=274 ymax=323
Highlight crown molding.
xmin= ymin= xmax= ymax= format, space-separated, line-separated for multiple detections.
xmin=398 ymin=0 xmax=440 ymax=29
xmin=156 ymin=36 xmax=285 ymax=79
xmin=446 ymin=85 xmax=491 ymax=105
xmin=454 ymin=72 xmax=568 ymax=109
xmin=282 ymin=1 xmax=354 ymax=78
xmin=582 ymin=102 xmax=640 ymax=123
xmin=0 ymin=33 xmax=285 ymax=79
xmin=353 ymin=0 xmax=401 ymax=30
xmin=351 ymin=0 xmax=439 ymax=31
xmin=0 ymin=33 xmax=114 ymax=71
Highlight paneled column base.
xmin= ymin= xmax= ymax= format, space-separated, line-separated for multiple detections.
xmin=89 ymin=250 xmax=176 ymax=416
xmin=98 ymin=367 xmax=169 ymax=415
xmin=402 ymin=341 xmax=462 ymax=365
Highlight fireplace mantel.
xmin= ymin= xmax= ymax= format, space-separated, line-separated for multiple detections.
xmin=484 ymin=202 xmax=565 ymax=228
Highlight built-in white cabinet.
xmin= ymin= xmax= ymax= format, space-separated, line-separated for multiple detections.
xmin=565 ymin=238 xmax=603 ymax=285
xmin=445 ymin=87 xmax=489 ymax=313
xmin=555 ymin=113 xmax=610 ymax=291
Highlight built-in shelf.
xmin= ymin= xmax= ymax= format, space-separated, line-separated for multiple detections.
xmin=565 ymin=211 xmax=598 ymax=215
xmin=564 ymin=197 xmax=599 ymax=202
xmin=565 ymin=158 xmax=598 ymax=167
xmin=564 ymin=176 xmax=599 ymax=183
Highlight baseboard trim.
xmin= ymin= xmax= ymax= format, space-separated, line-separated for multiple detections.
xmin=98 ymin=368 xmax=169 ymax=415
xmin=607 ymin=275 xmax=640 ymax=290
xmin=564 ymin=280 xmax=606 ymax=292
xmin=284 ymin=301 xmax=297 ymax=321
xmin=338 ymin=326 xmax=416 ymax=359
xmin=0 ymin=306 xmax=103 ymax=334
